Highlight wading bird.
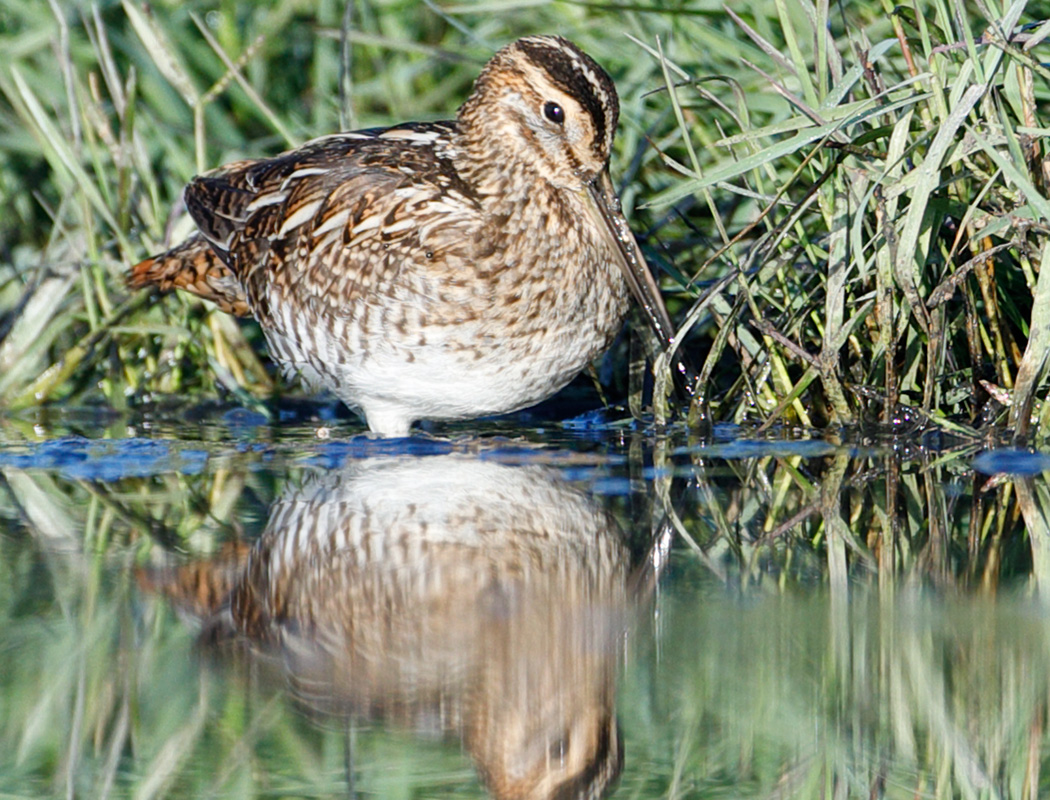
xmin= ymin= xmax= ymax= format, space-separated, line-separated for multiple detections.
xmin=131 ymin=35 xmax=676 ymax=436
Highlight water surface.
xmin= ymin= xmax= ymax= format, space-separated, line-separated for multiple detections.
xmin=1 ymin=409 xmax=1047 ymax=798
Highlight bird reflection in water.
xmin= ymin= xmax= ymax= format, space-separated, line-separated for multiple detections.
xmin=144 ymin=455 xmax=630 ymax=799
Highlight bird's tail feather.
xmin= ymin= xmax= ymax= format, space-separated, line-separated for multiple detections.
xmin=129 ymin=237 xmax=250 ymax=317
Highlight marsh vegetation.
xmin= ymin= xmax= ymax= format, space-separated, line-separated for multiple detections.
xmin=3 ymin=1 xmax=1050 ymax=798
xmin=2 ymin=0 xmax=1049 ymax=438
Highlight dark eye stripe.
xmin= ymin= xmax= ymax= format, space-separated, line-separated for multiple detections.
xmin=516 ymin=36 xmax=619 ymax=157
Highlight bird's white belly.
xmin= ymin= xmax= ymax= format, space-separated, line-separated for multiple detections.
xmin=265 ymin=310 xmax=613 ymax=435
xmin=260 ymin=241 xmax=629 ymax=436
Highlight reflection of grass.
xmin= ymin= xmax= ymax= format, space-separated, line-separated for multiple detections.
xmin=657 ymin=444 xmax=1031 ymax=592
xmin=0 ymin=600 xmax=484 ymax=798
xmin=622 ymin=588 xmax=1050 ymax=798
xmin=3 ymin=3 xmax=1049 ymax=433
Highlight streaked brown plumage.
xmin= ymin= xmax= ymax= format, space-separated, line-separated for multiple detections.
xmin=141 ymin=456 xmax=628 ymax=799
xmin=130 ymin=35 xmax=674 ymax=436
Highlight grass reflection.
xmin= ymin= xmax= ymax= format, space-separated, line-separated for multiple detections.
xmin=624 ymin=588 xmax=1050 ymax=798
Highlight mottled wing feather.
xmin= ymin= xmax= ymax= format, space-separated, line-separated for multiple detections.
xmin=181 ymin=122 xmax=481 ymax=324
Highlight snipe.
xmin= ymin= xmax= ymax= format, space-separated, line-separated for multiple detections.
xmin=130 ymin=35 xmax=675 ymax=436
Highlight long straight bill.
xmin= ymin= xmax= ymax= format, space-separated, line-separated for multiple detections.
xmin=587 ymin=171 xmax=675 ymax=347
xmin=587 ymin=171 xmax=697 ymax=397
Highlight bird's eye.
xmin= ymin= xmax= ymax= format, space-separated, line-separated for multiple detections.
xmin=543 ymin=101 xmax=565 ymax=125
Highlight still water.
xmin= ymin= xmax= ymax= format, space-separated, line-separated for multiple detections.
xmin=2 ymin=410 xmax=1049 ymax=798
